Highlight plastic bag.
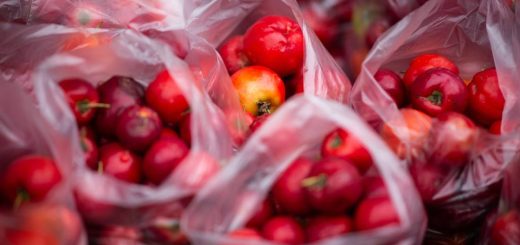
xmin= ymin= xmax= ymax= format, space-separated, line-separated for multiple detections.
xmin=181 ymin=0 xmax=351 ymax=104
xmin=0 ymin=22 xmax=240 ymax=243
xmin=351 ymin=0 xmax=520 ymax=241
xmin=0 ymin=81 xmax=87 ymax=245
xmin=182 ymin=95 xmax=426 ymax=245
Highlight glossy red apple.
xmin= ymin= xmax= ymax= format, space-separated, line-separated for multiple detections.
xmin=321 ymin=128 xmax=373 ymax=174
xmin=97 ymin=143 xmax=142 ymax=183
xmin=428 ymin=112 xmax=477 ymax=167
xmin=272 ymin=158 xmax=313 ymax=215
xmin=0 ymin=155 xmax=62 ymax=208
xmin=146 ymin=70 xmax=190 ymax=125
xmin=95 ymin=76 xmax=145 ymax=137
xmin=218 ymin=35 xmax=249 ymax=74
xmin=231 ymin=66 xmax=285 ymax=116
xmin=467 ymin=67 xmax=505 ymax=125
xmin=59 ymin=78 xmax=108 ymax=125
xmin=143 ymin=135 xmax=189 ymax=185
xmin=302 ymin=158 xmax=363 ymax=214
xmin=491 ymin=210 xmax=520 ymax=245
xmin=261 ymin=216 xmax=305 ymax=245
xmin=246 ymin=199 xmax=273 ymax=228
xmin=403 ymin=54 xmax=459 ymax=87
xmin=409 ymin=68 xmax=468 ymax=117
xmin=354 ymin=196 xmax=400 ymax=231
xmin=115 ymin=105 xmax=163 ymax=152
xmin=243 ymin=16 xmax=304 ymax=77
xmin=489 ymin=120 xmax=502 ymax=135
xmin=374 ymin=69 xmax=406 ymax=107
xmin=305 ymin=216 xmax=353 ymax=242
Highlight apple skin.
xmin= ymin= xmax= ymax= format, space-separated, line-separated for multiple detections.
xmin=427 ymin=112 xmax=478 ymax=167
xmin=243 ymin=16 xmax=304 ymax=77
xmin=403 ymin=54 xmax=459 ymax=87
xmin=305 ymin=216 xmax=353 ymax=242
xmin=491 ymin=210 xmax=520 ymax=245
xmin=97 ymin=143 xmax=142 ymax=184
xmin=354 ymin=196 xmax=400 ymax=231
xmin=321 ymin=128 xmax=373 ymax=174
xmin=380 ymin=108 xmax=432 ymax=159
xmin=146 ymin=70 xmax=189 ymax=125
xmin=143 ymin=135 xmax=189 ymax=185
xmin=59 ymin=78 xmax=106 ymax=125
xmin=261 ymin=216 xmax=305 ymax=245
xmin=467 ymin=67 xmax=505 ymax=126
xmin=374 ymin=69 xmax=406 ymax=107
xmin=409 ymin=68 xmax=468 ymax=117
xmin=231 ymin=66 xmax=285 ymax=116
xmin=115 ymin=105 xmax=163 ymax=152
xmin=303 ymin=158 xmax=363 ymax=214
xmin=301 ymin=6 xmax=339 ymax=48
xmin=218 ymin=35 xmax=249 ymax=75
xmin=272 ymin=157 xmax=313 ymax=215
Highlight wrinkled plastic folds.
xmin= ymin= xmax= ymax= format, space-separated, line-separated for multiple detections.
xmin=0 ymin=81 xmax=87 ymax=245
xmin=182 ymin=95 xmax=426 ymax=245
xmin=351 ymin=0 xmax=520 ymax=239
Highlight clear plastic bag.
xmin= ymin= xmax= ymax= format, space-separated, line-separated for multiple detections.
xmin=0 ymin=22 xmax=240 ymax=243
xmin=181 ymin=95 xmax=426 ymax=245
xmin=350 ymin=0 xmax=520 ymax=241
xmin=0 ymin=81 xmax=87 ymax=245
xmin=181 ymin=0 xmax=352 ymax=104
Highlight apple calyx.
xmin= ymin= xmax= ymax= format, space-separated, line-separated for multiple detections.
xmin=330 ymin=134 xmax=343 ymax=149
xmin=257 ymin=101 xmax=272 ymax=115
xmin=13 ymin=189 xmax=30 ymax=209
xmin=301 ymin=174 xmax=328 ymax=189
xmin=77 ymin=100 xmax=110 ymax=114
xmin=97 ymin=161 xmax=104 ymax=174
xmin=425 ymin=90 xmax=443 ymax=106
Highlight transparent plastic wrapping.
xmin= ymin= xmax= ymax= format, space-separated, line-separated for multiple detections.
xmin=0 ymin=22 xmax=239 ymax=240
xmin=182 ymin=95 xmax=426 ymax=245
xmin=350 ymin=0 xmax=520 ymax=241
xmin=182 ymin=0 xmax=352 ymax=103
xmin=0 ymin=81 xmax=87 ymax=245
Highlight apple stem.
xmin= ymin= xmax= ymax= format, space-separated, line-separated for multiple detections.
xmin=97 ymin=161 xmax=104 ymax=174
xmin=80 ymin=137 xmax=89 ymax=152
xmin=426 ymin=90 xmax=443 ymax=105
xmin=13 ymin=189 xmax=30 ymax=210
xmin=301 ymin=174 xmax=328 ymax=189
xmin=257 ymin=101 xmax=272 ymax=116
xmin=77 ymin=100 xmax=110 ymax=114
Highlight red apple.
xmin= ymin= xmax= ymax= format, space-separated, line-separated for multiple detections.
xmin=272 ymin=158 xmax=313 ymax=215
xmin=428 ymin=112 xmax=478 ymax=167
xmin=301 ymin=6 xmax=339 ymax=48
xmin=305 ymin=216 xmax=353 ymax=242
xmin=79 ymin=127 xmax=99 ymax=170
xmin=59 ymin=78 xmax=108 ymax=125
xmin=146 ymin=70 xmax=189 ymax=125
xmin=321 ymin=128 xmax=373 ymax=174
xmin=354 ymin=196 xmax=400 ymax=231
xmin=374 ymin=69 xmax=406 ymax=107
xmin=178 ymin=112 xmax=192 ymax=147
xmin=115 ymin=105 xmax=163 ymax=152
xmin=467 ymin=67 xmax=505 ymax=125
xmin=228 ymin=228 xmax=262 ymax=241
xmin=409 ymin=68 xmax=468 ymax=117
xmin=261 ymin=216 xmax=305 ymax=244
xmin=97 ymin=143 xmax=142 ymax=183
xmin=302 ymin=158 xmax=363 ymax=214
xmin=95 ymin=76 xmax=145 ymax=138
xmin=143 ymin=135 xmax=189 ymax=185
xmin=173 ymin=152 xmax=220 ymax=190
xmin=365 ymin=18 xmax=391 ymax=48
xmin=231 ymin=66 xmax=285 ymax=116
xmin=491 ymin=210 xmax=520 ymax=245
xmin=0 ymin=155 xmax=62 ymax=207
xmin=363 ymin=176 xmax=389 ymax=199
xmin=490 ymin=120 xmax=502 ymax=135
xmin=243 ymin=16 xmax=304 ymax=77
xmin=403 ymin=54 xmax=459 ymax=87
xmin=218 ymin=35 xmax=249 ymax=74
xmin=409 ymin=163 xmax=447 ymax=203
xmin=249 ymin=114 xmax=271 ymax=134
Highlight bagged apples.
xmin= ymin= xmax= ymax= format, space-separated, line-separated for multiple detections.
xmin=0 ymin=81 xmax=86 ymax=245
xmin=182 ymin=0 xmax=351 ymax=105
xmin=182 ymin=95 xmax=426 ymax=245
xmin=20 ymin=24 xmax=240 ymax=243
xmin=351 ymin=0 xmax=520 ymax=242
